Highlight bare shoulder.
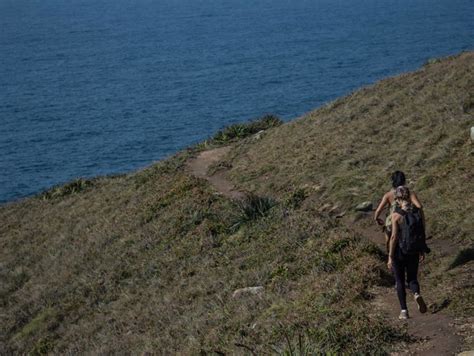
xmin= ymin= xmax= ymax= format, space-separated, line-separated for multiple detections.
xmin=386 ymin=190 xmax=395 ymax=202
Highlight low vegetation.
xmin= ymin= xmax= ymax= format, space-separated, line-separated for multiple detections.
xmin=1 ymin=52 xmax=473 ymax=354
xmin=194 ymin=114 xmax=283 ymax=151
xmin=39 ymin=178 xmax=96 ymax=200
xmin=448 ymin=248 xmax=474 ymax=270
xmin=231 ymin=193 xmax=276 ymax=230
xmin=213 ymin=114 xmax=282 ymax=143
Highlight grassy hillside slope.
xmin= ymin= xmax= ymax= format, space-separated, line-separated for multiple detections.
xmin=227 ymin=52 xmax=473 ymax=243
xmin=1 ymin=52 xmax=473 ymax=354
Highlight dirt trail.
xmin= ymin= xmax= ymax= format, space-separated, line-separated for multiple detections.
xmin=349 ymin=216 xmax=464 ymax=356
xmin=186 ymin=146 xmax=245 ymax=199
xmin=187 ymin=146 xmax=466 ymax=355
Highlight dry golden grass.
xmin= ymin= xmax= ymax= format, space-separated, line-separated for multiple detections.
xmin=1 ymin=52 xmax=473 ymax=354
xmin=227 ymin=51 xmax=474 ymax=243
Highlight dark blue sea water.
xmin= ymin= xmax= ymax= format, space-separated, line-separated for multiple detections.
xmin=1 ymin=0 xmax=473 ymax=203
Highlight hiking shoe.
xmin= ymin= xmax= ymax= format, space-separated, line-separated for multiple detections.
xmin=399 ymin=310 xmax=409 ymax=320
xmin=415 ymin=294 xmax=427 ymax=314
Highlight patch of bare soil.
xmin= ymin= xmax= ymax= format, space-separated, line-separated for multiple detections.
xmin=186 ymin=146 xmax=245 ymax=199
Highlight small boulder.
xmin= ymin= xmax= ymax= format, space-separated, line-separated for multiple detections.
xmin=232 ymin=286 xmax=264 ymax=299
xmin=355 ymin=201 xmax=373 ymax=212
xmin=471 ymin=127 xmax=474 ymax=142
xmin=253 ymin=130 xmax=265 ymax=140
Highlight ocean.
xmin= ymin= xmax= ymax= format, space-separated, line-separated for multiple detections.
xmin=1 ymin=0 xmax=473 ymax=203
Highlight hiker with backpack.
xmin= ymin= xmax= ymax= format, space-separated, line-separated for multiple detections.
xmin=387 ymin=186 xmax=430 ymax=320
xmin=374 ymin=171 xmax=425 ymax=254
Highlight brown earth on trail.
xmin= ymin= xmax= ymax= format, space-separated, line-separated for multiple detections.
xmin=186 ymin=146 xmax=245 ymax=199
xmin=348 ymin=215 xmax=467 ymax=356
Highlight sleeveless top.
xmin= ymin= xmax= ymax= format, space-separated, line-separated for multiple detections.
xmin=385 ymin=189 xmax=400 ymax=230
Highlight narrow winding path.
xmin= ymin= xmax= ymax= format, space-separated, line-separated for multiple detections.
xmin=187 ymin=146 xmax=467 ymax=355
xmin=186 ymin=146 xmax=245 ymax=199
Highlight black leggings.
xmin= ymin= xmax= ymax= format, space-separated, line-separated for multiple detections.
xmin=392 ymin=253 xmax=420 ymax=310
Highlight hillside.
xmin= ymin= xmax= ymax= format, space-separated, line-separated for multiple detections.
xmin=1 ymin=52 xmax=473 ymax=354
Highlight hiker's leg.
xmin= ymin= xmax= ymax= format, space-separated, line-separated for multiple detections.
xmin=406 ymin=254 xmax=420 ymax=295
xmin=392 ymin=259 xmax=407 ymax=310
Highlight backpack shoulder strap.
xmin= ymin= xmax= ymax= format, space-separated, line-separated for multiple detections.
xmin=394 ymin=206 xmax=406 ymax=216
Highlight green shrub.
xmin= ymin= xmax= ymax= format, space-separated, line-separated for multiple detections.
xmin=231 ymin=194 xmax=276 ymax=231
xmin=328 ymin=237 xmax=352 ymax=254
xmin=212 ymin=114 xmax=283 ymax=144
xmin=448 ymin=248 xmax=474 ymax=270
xmin=40 ymin=178 xmax=94 ymax=200
xmin=276 ymin=331 xmax=318 ymax=355
xmin=239 ymin=194 xmax=276 ymax=220
xmin=285 ymin=188 xmax=308 ymax=209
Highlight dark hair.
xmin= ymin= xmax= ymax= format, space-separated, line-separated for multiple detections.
xmin=391 ymin=171 xmax=406 ymax=188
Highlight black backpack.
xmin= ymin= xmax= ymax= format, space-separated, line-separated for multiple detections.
xmin=395 ymin=206 xmax=430 ymax=255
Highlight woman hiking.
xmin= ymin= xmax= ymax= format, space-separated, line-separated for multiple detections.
xmin=387 ymin=186 xmax=429 ymax=320
xmin=373 ymin=171 xmax=424 ymax=254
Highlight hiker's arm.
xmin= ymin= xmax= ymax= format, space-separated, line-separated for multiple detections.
xmin=410 ymin=192 xmax=423 ymax=209
xmin=387 ymin=216 xmax=399 ymax=269
xmin=374 ymin=193 xmax=389 ymax=225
